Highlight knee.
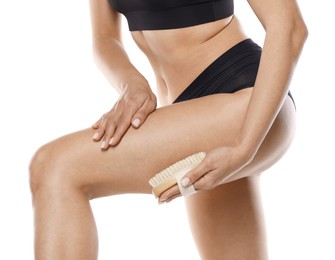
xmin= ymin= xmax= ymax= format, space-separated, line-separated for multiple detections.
xmin=29 ymin=143 xmax=71 ymax=195
xmin=29 ymin=141 xmax=95 ymax=200
xmin=29 ymin=144 xmax=52 ymax=194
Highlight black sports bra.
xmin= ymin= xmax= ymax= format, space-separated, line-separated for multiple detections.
xmin=108 ymin=0 xmax=234 ymax=31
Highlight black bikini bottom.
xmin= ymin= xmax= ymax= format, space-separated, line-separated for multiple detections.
xmin=173 ymin=38 xmax=294 ymax=105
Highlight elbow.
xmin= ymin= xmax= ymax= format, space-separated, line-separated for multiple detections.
xmin=91 ymin=45 xmax=104 ymax=74
xmin=91 ymin=38 xmax=112 ymax=71
xmin=298 ymin=21 xmax=309 ymax=42
xmin=91 ymin=38 xmax=107 ymax=64
xmin=266 ymin=15 xmax=308 ymax=59
xmin=91 ymin=36 xmax=123 ymax=67
xmin=280 ymin=19 xmax=309 ymax=60
xmin=91 ymin=42 xmax=102 ymax=67
xmin=291 ymin=20 xmax=308 ymax=60
xmin=292 ymin=18 xmax=308 ymax=55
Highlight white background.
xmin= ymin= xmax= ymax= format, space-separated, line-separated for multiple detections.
xmin=0 ymin=0 xmax=334 ymax=259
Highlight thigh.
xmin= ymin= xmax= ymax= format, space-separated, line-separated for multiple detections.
xmin=36 ymin=89 xmax=253 ymax=198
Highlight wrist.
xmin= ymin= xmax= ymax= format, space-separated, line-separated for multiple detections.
xmin=117 ymin=72 xmax=150 ymax=94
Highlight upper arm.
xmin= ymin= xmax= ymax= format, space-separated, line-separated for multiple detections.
xmin=89 ymin=0 xmax=122 ymax=41
xmin=247 ymin=0 xmax=307 ymax=31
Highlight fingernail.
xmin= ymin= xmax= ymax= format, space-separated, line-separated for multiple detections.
xmin=93 ymin=132 xmax=99 ymax=140
xmin=109 ymin=138 xmax=114 ymax=145
xmin=181 ymin=177 xmax=190 ymax=187
xmin=100 ymin=141 xmax=106 ymax=149
xmin=132 ymin=118 xmax=141 ymax=128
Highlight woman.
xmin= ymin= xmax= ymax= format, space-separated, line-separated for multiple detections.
xmin=29 ymin=0 xmax=307 ymax=259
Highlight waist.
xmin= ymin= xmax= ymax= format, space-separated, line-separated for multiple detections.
xmin=131 ymin=16 xmax=248 ymax=105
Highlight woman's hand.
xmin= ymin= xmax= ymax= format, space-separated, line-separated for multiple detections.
xmin=92 ymin=78 xmax=157 ymax=150
xmin=158 ymin=145 xmax=251 ymax=203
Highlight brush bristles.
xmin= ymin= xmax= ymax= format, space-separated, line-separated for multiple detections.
xmin=149 ymin=152 xmax=206 ymax=197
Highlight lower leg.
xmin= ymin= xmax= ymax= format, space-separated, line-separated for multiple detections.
xmin=32 ymin=184 xmax=98 ymax=260
xmin=33 ymin=185 xmax=98 ymax=260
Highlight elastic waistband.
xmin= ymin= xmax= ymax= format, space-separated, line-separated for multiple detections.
xmin=193 ymin=38 xmax=262 ymax=79
xmin=173 ymin=39 xmax=262 ymax=103
xmin=125 ymin=0 xmax=234 ymax=31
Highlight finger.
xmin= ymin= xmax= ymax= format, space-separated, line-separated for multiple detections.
xmin=108 ymin=107 xmax=135 ymax=146
xmin=180 ymin=158 xmax=212 ymax=188
xmin=92 ymin=118 xmax=101 ymax=129
xmin=165 ymin=193 xmax=182 ymax=204
xmin=92 ymin=116 xmax=108 ymax=143
xmin=101 ymin=109 xmax=127 ymax=149
xmin=158 ymin=185 xmax=180 ymax=204
xmin=100 ymin=120 xmax=118 ymax=150
xmin=131 ymin=97 xmax=156 ymax=128
xmin=99 ymin=101 xmax=126 ymax=149
xmin=96 ymin=109 xmax=120 ymax=149
xmin=96 ymin=119 xmax=111 ymax=149
xmin=92 ymin=115 xmax=105 ymax=139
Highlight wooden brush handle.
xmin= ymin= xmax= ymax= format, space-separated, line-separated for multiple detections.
xmin=152 ymin=177 xmax=177 ymax=197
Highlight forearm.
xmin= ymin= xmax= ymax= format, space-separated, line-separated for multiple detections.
xmin=92 ymin=38 xmax=148 ymax=93
xmin=91 ymin=38 xmax=157 ymax=146
xmin=238 ymin=24 xmax=308 ymax=161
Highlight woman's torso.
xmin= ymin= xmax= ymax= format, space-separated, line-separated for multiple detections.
xmin=130 ymin=16 xmax=248 ymax=105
